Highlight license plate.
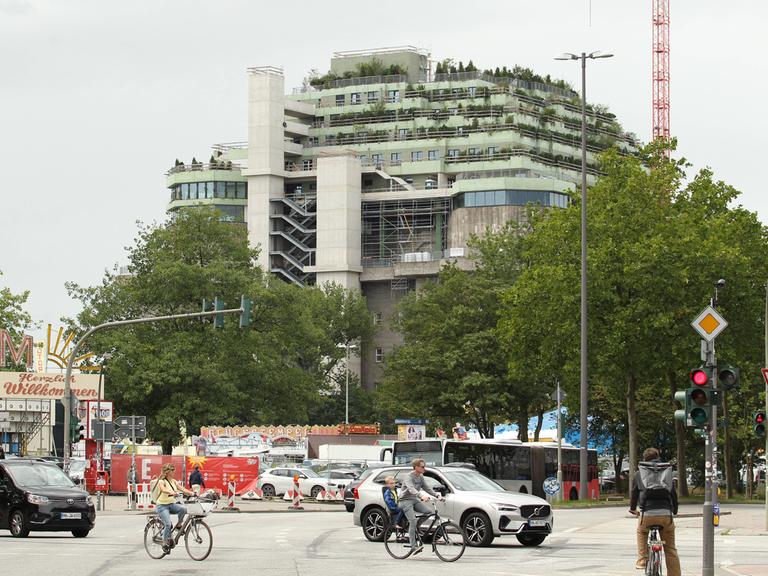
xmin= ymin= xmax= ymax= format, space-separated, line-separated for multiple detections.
xmin=61 ymin=512 xmax=81 ymax=520
xmin=528 ymin=519 xmax=547 ymax=527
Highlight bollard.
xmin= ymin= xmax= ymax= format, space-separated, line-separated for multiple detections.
xmin=288 ymin=474 xmax=304 ymax=510
xmin=221 ymin=478 xmax=240 ymax=512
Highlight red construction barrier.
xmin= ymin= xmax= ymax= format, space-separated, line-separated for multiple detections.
xmin=111 ymin=454 xmax=259 ymax=494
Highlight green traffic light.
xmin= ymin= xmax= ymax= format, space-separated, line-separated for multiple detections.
xmin=690 ymin=407 xmax=708 ymax=426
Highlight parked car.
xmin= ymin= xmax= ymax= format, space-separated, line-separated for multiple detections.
xmin=0 ymin=459 xmax=96 ymax=538
xmin=67 ymin=460 xmax=87 ymax=486
xmin=352 ymin=465 xmax=553 ymax=547
xmin=257 ymin=466 xmax=349 ymax=499
xmin=343 ymin=463 xmax=393 ymax=513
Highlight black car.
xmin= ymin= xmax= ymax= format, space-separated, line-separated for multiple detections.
xmin=0 ymin=459 xmax=96 ymax=537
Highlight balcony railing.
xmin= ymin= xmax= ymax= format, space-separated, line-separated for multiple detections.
xmin=167 ymin=162 xmax=238 ymax=175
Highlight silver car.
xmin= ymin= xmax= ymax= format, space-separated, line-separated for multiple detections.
xmin=352 ymin=466 xmax=553 ymax=547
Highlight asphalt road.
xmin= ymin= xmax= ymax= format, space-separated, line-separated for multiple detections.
xmin=0 ymin=504 xmax=766 ymax=575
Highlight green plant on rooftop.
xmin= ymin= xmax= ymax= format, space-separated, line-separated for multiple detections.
xmin=309 ymin=57 xmax=407 ymax=87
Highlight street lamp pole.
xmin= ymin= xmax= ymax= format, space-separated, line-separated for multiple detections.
xmin=555 ymin=50 xmax=613 ymax=500
xmin=345 ymin=343 xmax=350 ymax=425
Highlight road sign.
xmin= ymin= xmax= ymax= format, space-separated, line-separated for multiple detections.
xmin=91 ymin=420 xmax=115 ymax=442
xmin=761 ymin=368 xmax=768 ymax=387
xmin=114 ymin=415 xmax=147 ymax=439
xmin=691 ymin=306 xmax=728 ymax=342
xmin=543 ymin=476 xmax=561 ymax=496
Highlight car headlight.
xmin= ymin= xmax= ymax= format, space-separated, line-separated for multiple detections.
xmin=86 ymin=495 xmax=94 ymax=506
xmin=27 ymin=494 xmax=50 ymax=505
xmin=490 ymin=502 xmax=519 ymax=512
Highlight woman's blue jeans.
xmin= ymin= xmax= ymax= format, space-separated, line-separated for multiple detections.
xmin=157 ymin=503 xmax=187 ymax=541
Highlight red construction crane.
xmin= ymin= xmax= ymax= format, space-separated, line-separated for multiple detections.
xmin=652 ymin=0 xmax=670 ymax=155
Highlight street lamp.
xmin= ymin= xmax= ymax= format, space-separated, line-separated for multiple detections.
xmin=555 ymin=50 xmax=613 ymax=500
xmin=337 ymin=342 xmax=359 ymax=424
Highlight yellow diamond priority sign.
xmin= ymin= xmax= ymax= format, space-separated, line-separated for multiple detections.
xmin=691 ymin=306 xmax=728 ymax=342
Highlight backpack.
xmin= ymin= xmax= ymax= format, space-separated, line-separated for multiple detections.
xmin=637 ymin=461 xmax=673 ymax=508
xmin=149 ymin=477 xmax=163 ymax=504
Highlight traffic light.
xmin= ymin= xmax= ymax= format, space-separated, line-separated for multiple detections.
xmin=214 ymin=297 xmax=225 ymax=329
xmin=717 ymin=365 xmax=740 ymax=391
xmin=239 ymin=295 xmax=253 ymax=328
xmin=754 ymin=411 xmax=766 ymax=437
xmin=70 ymin=416 xmax=85 ymax=443
xmin=675 ymin=367 xmax=713 ymax=428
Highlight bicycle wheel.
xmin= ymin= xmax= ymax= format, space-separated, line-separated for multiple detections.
xmin=143 ymin=518 xmax=167 ymax=559
xmin=432 ymin=521 xmax=466 ymax=562
xmin=185 ymin=519 xmax=213 ymax=561
xmin=383 ymin=525 xmax=414 ymax=560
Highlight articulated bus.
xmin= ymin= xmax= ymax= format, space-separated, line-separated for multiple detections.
xmin=382 ymin=438 xmax=599 ymax=500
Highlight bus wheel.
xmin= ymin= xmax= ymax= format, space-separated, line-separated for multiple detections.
xmin=462 ymin=511 xmax=494 ymax=547
xmin=569 ymin=487 xmax=578 ymax=501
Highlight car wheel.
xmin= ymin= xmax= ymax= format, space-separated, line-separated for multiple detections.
xmin=310 ymin=485 xmax=324 ymax=499
xmin=361 ymin=507 xmax=386 ymax=542
xmin=345 ymin=503 xmax=355 ymax=513
xmin=72 ymin=529 xmax=90 ymax=538
xmin=462 ymin=511 xmax=494 ymax=547
xmin=9 ymin=509 xmax=30 ymax=538
xmin=516 ymin=533 xmax=547 ymax=547
xmin=261 ymin=484 xmax=276 ymax=498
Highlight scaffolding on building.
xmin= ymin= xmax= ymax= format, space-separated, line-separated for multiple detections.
xmin=0 ymin=398 xmax=52 ymax=456
xmin=361 ymin=197 xmax=451 ymax=267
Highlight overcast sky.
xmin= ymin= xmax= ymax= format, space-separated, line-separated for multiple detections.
xmin=1 ymin=0 xmax=766 ymax=337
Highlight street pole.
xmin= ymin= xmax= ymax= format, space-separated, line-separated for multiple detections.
xmin=63 ymin=306 xmax=244 ymax=473
xmin=556 ymin=50 xmax=613 ymax=501
xmin=557 ymin=381 xmax=563 ymax=502
xmin=578 ymin=52 xmax=589 ymax=501
xmin=345 ymin=343 xmax=350 ymax=425
xmin=130 ymin=419 xmax=137 ymax=511
xmin=703 ymin=337 xmax=716 ymax=576
xmin=764 ymin=280 xmax=768 ymax=530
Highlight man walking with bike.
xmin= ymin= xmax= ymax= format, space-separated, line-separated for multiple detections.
xmin=400 ymin=458 xmax=444 ymax=555
xmin=629 ymin=447 xmax=681 ymax=576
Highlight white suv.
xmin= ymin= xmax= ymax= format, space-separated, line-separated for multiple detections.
xmin=257 ymin=466 xmax=348 ymax=499
xmin=352 ymin=465 xmax=553 ymax=547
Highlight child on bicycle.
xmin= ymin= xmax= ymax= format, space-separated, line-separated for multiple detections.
xmin=382 ymin=476 xmax=404 ymax=529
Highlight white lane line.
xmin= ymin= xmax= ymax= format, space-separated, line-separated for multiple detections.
xmin=562 ymin=526 xmax=581 ymax=533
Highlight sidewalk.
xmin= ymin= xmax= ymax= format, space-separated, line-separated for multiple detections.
xmin=97 ymin=494 xmax=347 ymax=515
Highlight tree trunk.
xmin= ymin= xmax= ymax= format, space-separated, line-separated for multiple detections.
xmin=533 ymin=408 xmax=544 ymax=441
xmin=626 ymin=373 xmax=639 ymax=496
xmin=723 ymin=391 xmax=733 ymax=498
xmin=518 ymin=407 xmax=529 ymax=442
xmin=670 ymin=371 xmax=689 ymax=498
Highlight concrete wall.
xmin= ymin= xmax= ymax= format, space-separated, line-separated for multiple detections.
xmin=360 ymin=281 xmax=403 ymax=389
xmin=245 ymin=70 xmax=287 ymax=270
xmin=330 ymin=51 xmax=427 ymax=83
xmin=448 ymin=205 xmax=528 ymax=249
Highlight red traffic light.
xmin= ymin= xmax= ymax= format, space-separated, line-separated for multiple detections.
xmin=756 ymin=412 xmax=766 ymax=424
xmin=690 ymin=369 xmax=709 ymax=386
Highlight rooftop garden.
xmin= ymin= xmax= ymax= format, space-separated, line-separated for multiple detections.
xmin=434 ymin=58 xmax=574 ymax=92
xmin=309 ymin=57 xmax=407 ymax=87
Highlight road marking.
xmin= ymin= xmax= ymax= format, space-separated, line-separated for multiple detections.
xmin=562 ymin=526 xmax=581 ymax=533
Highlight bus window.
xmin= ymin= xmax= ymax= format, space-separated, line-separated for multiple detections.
xmin=391 ymin=440 xmax=443 ymax=466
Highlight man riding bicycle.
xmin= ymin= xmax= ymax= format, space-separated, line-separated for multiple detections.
xmin=156 ymin=463 xmax=195 ymax=552
xmin=399 ymin=458 xmax=444 ymax=555
xmin=629 ymin=447 xmax=681 ymax=576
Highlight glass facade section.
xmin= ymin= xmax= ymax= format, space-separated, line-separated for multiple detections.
xmin=170 ymin=182 xmax=247 ymax=202
xmin=453 ymin=189 xmax=569 ymax=209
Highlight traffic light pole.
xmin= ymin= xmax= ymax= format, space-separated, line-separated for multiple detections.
xmin=702 ymin=338 xmax=717 ymax=576
xmin=62 ymin=306 xmax=244 ymax=473
xmin=764 ymin=280 xmax=768 ymax=531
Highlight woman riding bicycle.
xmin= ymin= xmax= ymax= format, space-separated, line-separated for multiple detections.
xmin=156 ymin=463 xmax=195 ymax=552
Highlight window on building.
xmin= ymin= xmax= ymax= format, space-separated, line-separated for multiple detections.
xmin=387 ymin=90 xmax=400 ymax=103
xmin=226 ymin=182 xmax=237 ymax=199
xmin=411 ymin=151 xmax=423 ymax=161
xmin=487 ymin=146 xmax=498 ymax=155
xmin=335 ymin=94 xmax=345 ymax=106
xmin=215 ymin=181 xmax=226 ymax=198
xmin=373 ymin=312 xmax=383 ymax=325
xmin=358 ymin=155 xmax=368 ymax=164
xmin=367 ymin=91 xmax=379 ymax=103
xmin=468 ymin=86 xmax=477 ymax=97
xmin=390 ymin=152 xmax=401 ymax=163
xmin=351 ymin=92 xmax=361 ymax=104
xmin=236 ymin=182 xmax=247 ymax=199
xmin=447 ymin=149 xmax=460 ymax=158
xmin=428 ymin=150 xmax=439 ymax=160
xmin=308 ymin=137 xmax=319 ymax=146
xmin=325 ymin=134 xmax=336 ymax=144
xmin=180 ymin=183 xmax=189 ymax=200
xmin=468 ymin=147 xmax=479 ymax=156
xmin=302 ymin=159 xmax=313 ymax=170
xmin=375 ymin=348 xmax=384 ymax=363
xmin=398 ymin=128 xmax=409 ymax=140
xmin=371 ymin=154 xmax=382 ymax=165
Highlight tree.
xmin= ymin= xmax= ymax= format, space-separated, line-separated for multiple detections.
xmin=66 ymin=207 xmax=373 ymax=451
xmin=0 ymin=272 xmax=34 ymax=371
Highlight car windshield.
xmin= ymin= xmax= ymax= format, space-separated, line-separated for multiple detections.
xmin=7 ymin=464 xmax=75 ymax=488
xmin=442 ymin=470 xmax=506 ymax=492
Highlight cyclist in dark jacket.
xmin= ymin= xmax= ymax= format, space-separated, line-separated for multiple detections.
xmin=629 ymin=447 xmax=681 ymax=576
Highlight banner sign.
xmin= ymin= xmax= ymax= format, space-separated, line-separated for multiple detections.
xmin=0 ymin=372 xmax=103 ymax=400
xmin=111 ymin=454 xmax=260 ymax=495
xmin=398 ymin=424 xmax=426 ymax=440
xmin=200 ymin=423 xmax=379 ymax=440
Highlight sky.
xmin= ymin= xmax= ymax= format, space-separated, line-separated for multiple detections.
xmin=1 ymin=0 xmax=766 ymax=338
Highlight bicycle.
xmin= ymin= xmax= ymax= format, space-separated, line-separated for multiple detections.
xmin=383 ymin=500 xmax=466 ymax=562
xmin=645 ymin=524 xmax=665 ymax=576
xmin=144 ymin=495 xmax=216 ymax=561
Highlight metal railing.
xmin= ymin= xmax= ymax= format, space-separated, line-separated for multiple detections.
xmin=167 ymin=162 xmax=237 ymax=175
